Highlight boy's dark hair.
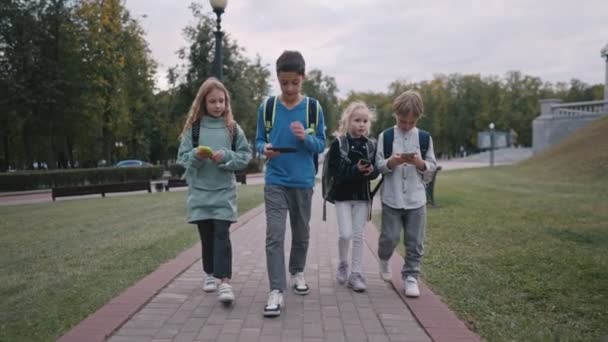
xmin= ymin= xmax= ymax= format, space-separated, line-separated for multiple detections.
xmin=276 ymin=50 xmax=305 ymax=75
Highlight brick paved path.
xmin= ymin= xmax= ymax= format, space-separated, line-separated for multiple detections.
xmin=107 ymin=188 xmax=431 ymax=342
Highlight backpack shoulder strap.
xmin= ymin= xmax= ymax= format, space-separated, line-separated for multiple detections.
xmin=306 ymin=97 xmax=320 ymax=131
xmin=231 ymin=124 xmax=241 ymax=151
xmin=365 ymin=139 xmax=375 ymax=160
xmin=382 ymin=127 xmax=395 ymax=158
xmin=263 ymin=96 xmax=277 ymax=142
xmin=191 ymin=119 xmax=201 ymax=148
xmin=338 ymin=135 xmax=349 ymax=157
xmin=418 ymin=129 xmax=430 ymax=159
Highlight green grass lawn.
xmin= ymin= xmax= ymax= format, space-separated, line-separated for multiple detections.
xmin=374 ymin=166 xmax=607 ymax=341
xmin=0 ymin=185 xmax=263 ymax=342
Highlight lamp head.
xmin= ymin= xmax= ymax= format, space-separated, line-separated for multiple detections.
xmin=209 ymin=0 xmax=227 ymax=14
xmin=489 ymin=123 xmax=495 ymax=130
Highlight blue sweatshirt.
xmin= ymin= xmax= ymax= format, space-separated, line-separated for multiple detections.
xmin=255 ymin=97 xmax=326 ymax=188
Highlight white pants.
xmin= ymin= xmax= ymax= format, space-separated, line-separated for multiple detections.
xmin=335 ymin=200 xmax=369 ymax=273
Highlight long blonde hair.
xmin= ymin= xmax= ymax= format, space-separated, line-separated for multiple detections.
xmin=180 ymin=77 xmax=236 ymax=137
xmin=334 ymin=101 xmax=375 ymax=137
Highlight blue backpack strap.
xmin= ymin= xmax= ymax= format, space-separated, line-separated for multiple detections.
xmin=263 ymin=96 xmax=276 ymax=142
xmin=418 ymin=129 xmax=430 ymax=159
xmin=382 ymin=127 xmax=395 ymax=158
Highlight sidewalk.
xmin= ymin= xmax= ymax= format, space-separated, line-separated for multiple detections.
xmin=59 ymin=185 xmax=479 ymax=342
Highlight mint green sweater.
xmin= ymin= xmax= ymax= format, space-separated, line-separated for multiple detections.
xmin=177 ymin=116 xmax=251 ymax=223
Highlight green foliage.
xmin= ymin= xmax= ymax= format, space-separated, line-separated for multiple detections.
xmin=164 ymin=3 xmax=271 ymax=153
xmin=303 ymin=69 xmax=340 ymax=138
xmin=0 ymin=166 xmax=163 ymax=191
xmin=1 ymin=0 xmax=157 ymax=169
xmin=343 ymin=72 xmax=604 ymax=157
xmin=373 ymin=165 xmax=607 ymax=341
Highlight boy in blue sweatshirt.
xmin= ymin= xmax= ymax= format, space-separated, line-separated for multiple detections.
xmin=255 ymin=51 xmax=326 ymax=317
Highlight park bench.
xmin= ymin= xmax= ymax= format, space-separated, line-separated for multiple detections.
xmin=165 ymin=178 xmax=187 ymax=191
xmin=52 ymin=181 xmax=151 ymax=201
xmin=164 ymin=172 xmax=247 ymax=191
xmin=426 ymin=165 xmax=442 ymax=207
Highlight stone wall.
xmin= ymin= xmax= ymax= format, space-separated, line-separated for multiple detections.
xmin=532 ymin=99 xmax=608 ymax=154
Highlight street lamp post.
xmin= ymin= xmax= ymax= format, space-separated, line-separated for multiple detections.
xmin=489 ymin=123 xmax=495 ymax=167
xmin=114 ymin=141 xmax=124 ymax=163
xmin=210 ymin=0 xmax=228 ymax=81
xmin=601 ymin=43 xmax=608 ymax=101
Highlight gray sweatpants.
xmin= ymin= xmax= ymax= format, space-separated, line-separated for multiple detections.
xmin=264 ymin=185 xmax=313 ymax=292
xmin=377 ymin=203 xmax=426 ymax=279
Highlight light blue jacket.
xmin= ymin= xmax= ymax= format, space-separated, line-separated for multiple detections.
xmin=177 ymin=116 xmax=251 ymax=223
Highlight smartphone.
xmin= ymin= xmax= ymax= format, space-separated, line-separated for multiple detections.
xmin=401 ymin=152 xmax=416 ymax=159
xmin=268 ymin=147 xmax=297 ymax=153
xmin=359 ymin=159 xmax=371 ymax=166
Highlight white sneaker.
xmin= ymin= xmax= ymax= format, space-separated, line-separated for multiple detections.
xmin=404 ymin=276 xmax=420 ymax=297
xmin=263 ymin=290 xmax=283 ymax=317
xmin=218 ymin=283 xmax=235 ymax=303
xmin=291 ymin=272 xmax=310 ymax=295
xmin=203 ymin=275 xmax=217 ymax=292
xmin=379 ymin=259 xmax=392 ymax=281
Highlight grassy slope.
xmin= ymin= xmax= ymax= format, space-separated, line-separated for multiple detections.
xmin=0 ymin=185 xmax=263 ymax=342
xmin=375 ymin=117 xmax=608 ymax=341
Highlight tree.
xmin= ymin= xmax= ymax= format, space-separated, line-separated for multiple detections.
xmin=163 ymin=2 xmax=271 ymax=160
xmin=302 ymin=69 xmax=339 ymax=138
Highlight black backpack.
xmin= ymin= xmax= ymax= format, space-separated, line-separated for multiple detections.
xmin=191 ymin=119 xmax=239 ymax=152
xmin=321 ymin=135 xmax=375 ymax=221
xmin=263 ymin=96 xmax=321 ymax=174
xmin=370 ymin=127 xmax=430 ymax=197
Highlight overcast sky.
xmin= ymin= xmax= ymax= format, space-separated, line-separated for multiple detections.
xmin=125 ymin=0 xmax=608 ymax=97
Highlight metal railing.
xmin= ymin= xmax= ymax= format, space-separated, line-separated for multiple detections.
xmin=550 ymin=100 xmax=608 ymax=117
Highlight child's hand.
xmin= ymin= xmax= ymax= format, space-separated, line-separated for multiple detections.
xmin=402 ymin=152 xmax=417 ymax=164
xmin=211 ymin=150 xmax=224 ymax=163
xmin=401 ymin=153 xmax=426 ymax=170
xmin=357 ymin=160 xmax=374 ymax=175
xmin=290 ymin=121 xmax=306 ymax=141
xmin=264 ymin=144 xmax=280 ymax=160
xmin=387 ymin=154 xmax=407 ymax=169
xmin=195 ymin=147 xmax=211 ymax=159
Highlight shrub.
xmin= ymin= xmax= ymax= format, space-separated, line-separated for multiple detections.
xmin=245 ymin=158 xmax=264 ymax=174
xmin=0 ymin=166 xmax=163 ymax=191
xmin=167 ymin=164 xmax=186 ymax=178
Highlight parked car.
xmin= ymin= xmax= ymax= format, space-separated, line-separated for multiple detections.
xmin=114 ymin=160 xmax=150 ymax=167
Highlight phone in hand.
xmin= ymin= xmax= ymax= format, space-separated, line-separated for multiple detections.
xmin=268 ymin=146 xmax=297 ymax=153
xmin=359 ymin=159 xmax=371 ymax=166
xmin=401 ymin=152 xmax=416 ymax=159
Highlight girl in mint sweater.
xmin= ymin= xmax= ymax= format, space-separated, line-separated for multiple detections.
xmin=177 ymin=77 xmax=251 ymax=304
